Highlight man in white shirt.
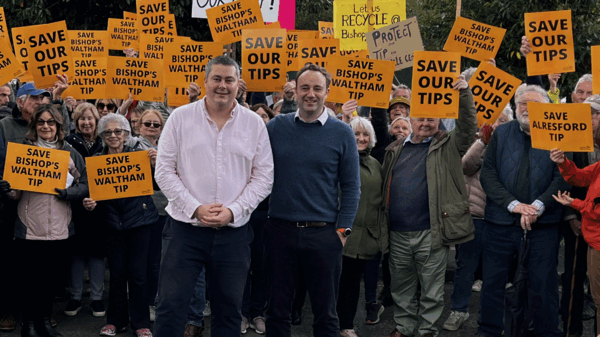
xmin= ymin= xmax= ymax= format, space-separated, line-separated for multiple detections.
xmin=153 ymin=55 xmax=274 ymax=337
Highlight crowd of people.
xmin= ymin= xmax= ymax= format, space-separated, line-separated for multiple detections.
xmin=0 ymin=32 xmax=598 ymax=337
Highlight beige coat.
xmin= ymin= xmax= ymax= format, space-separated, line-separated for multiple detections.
xmin=462 ymin=139 xmax=487 ymax=219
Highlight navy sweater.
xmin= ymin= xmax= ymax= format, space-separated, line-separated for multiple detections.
xmin=267 ymin=113 xmax=361 ymax=228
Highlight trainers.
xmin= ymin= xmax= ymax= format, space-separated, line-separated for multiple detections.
xmin=91 ymin=300 xmax=106 ymax=317
xmin=365 ymin=301 xmax=384 ymax=325
xmin=184 ymin=323 xmax=204 ymax=337
xmin=64 ymin=299 xmax=82 ymax=316
xmin=99 ymin=324 xmax=126 ymax=336
xmin=472 ymin=280 xmax=483 ymax=292
xmin=241 ymin=316 xmax=249 ymax=334
xmin=0 ymin=315 xmax=16 ymax=332
xmin=340 ymin=329 xmax=359 ymax=337
xmin=136 ymin=328 xmax=152 ymax=337
xmin=149 ymin=305 xmax=156 ymax=322
xmin=442 ymin=311 xmax=469 ymax=331
xmin=203 ymin=301 xmax=211 ymax=317
xmin=250 ymin=316 xmax=266 ymax=334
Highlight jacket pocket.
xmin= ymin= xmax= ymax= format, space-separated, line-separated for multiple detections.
xmin=440 ymin=201 xmax=474 ymax=241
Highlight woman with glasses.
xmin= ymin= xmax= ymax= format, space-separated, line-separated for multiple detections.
xmin=83 ymin=114 xmax=158 ymax=337
xmin=95 ymin=99 xmax=120 ymax=117
xmin=0 ymin=104 xmax=88 ymax=337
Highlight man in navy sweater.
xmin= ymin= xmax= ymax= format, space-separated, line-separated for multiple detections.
xmin=265 ymin=63 xmax=361 ymax=337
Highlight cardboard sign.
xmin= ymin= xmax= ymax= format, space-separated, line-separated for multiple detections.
xmin=63 ymin=57 xmax=107 ymax=100
xmin=137 ymin=0 xmax=170 ymax=35
xmin=106 ymin=56 xmax=164 ymax=102
xmin=333 ymin=0 xmax=406 ymax=51
xmin=11 ymin=27 xmax=34 ymax=82
xmin=0 ymin=39 xmax=25 ymax=82
xmin=124 ymin=11 xmax=137 ymax=21
xmin=286 ymin=30 xmax=318 ymax=70
xmin=0 ymin=8 xmax=11 ymax=50
xmin=529 ymin=102 xmax=594 ymax=152
xmin=207 ymin=0 xmax=264 ymax=45
xmin=107 ymin=18 xmax=140 ymax=51
xmin=192 ymin=0 xmax=280 ymax=23
xmin=319 ymin=21 xmax=334 ymax=39
xmin=242 ymin=29 xmax=287 ymax=92
xmin=524 ymin=10 xmax=575 ymax=76
xmin=410 ymin=51 xmax=461 ymax=119
xmin=327 ymin=56 xmax=395 ymax=108
xmin=26 ymin=21 xmax=75 ymax=89
xmin=468 ymin=62 xmax=521 ymax=127
xmin=167 ymin=86 xmax=190 ymax=107
xmin=69 ymin=30 xmax=109 ymax=58
xmin=86 ymin=151 xmax=154 ymax=201
xmin=593 ymin=46 xmax=600 ymax=95
xmin=366 ymin=16 xmax=423 ymax=70
xmin=443 ymin=17 xmax=505 ymax=62
xmin=3 ymin=142 xmax=70 ymax=195
xmin=139 ymin=34 xmax=176 ymax=60
xmin=297 ymin=38 xmax=339 ymax=70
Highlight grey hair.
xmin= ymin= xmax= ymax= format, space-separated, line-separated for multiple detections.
xmin=97 ymin=113 xmax=131 ymax=146
xmin=501 ymin=104 xmax=514 ymax=120
xmin=389 ymin=116 xmax=412 ymax=134
xmin=584 ymin=94 xmax=600 ymax=112
xmin=273 ymin=99 xmax=283 ymax=110
xmin=514 ymin=84 xmax=550 ymax=104
xmin=574 ymin=74 xmax=593 ymax=92
xmin=461 ymin=67 xmax=477 ymax=82
xmin=205 ymin=55 xmax=241 ymax=79
xmin=350 ymin=117 xmax=377 ymax=148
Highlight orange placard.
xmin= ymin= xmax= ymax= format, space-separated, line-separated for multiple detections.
xmin=524 ymin=10 xmax=575 ymax=76
xmin=107 ymin=18 xmax=140 ymax=51
xmin=3 ymin=142 xmax=70 ymax=195
xmin=592 ymin=46 xmax=600 ymax=95
xmin=468 ymin=62 xmax=521 ymax=127
xmin=137 ymin=0 xmax=170 ymax=35
xmin=327 ymin=56 xmax=395 ymax=108
xmin=26 ymin=21 xmax=75 ymax=88
xmin=166 ymin=86 xmax=190 ymax=107
xmin=529 ymin=102 xmax=594 ymax=152
xmin=11 ymin=27 xmax=34 ymax=82
xmin=166 ymin=14 xmax=177 ymax=35
xmin=338 ymin=49 xmax=370 ymax=58
xmin=124 ymin=11 xmax=137 ymax=21
xmin=106 ymin=56 xmax=164 ymax=102
xmin=265 ymin=22 xmax=281 ymax=29
xmin=411 ymin=51 xmax=461 ymax=119
xmin=0 ymin=39 xmax=25 ymax=82
xmin=319 ymin=22 xmax=334 ymax=39
xmin=286 ymin=30 xmax=318 ymax=71
xmin=443 ymin=17 xmax=506 ymax=62
xmin=0 ymin=8 xmax=11 ymax=50
xmin=63 ymin=57 xmax=107 ymax=100
xmin=139 ymin=34 xmax=177 ymax=60
xmin=242 ymin=29 xmax=287 ymax=92
xmin=206 ymin=0 xmax=264 ymax=45
xmin=69 ymin=30 xmax=109 ymax=58
xmin=297 ymin=38 xmax=340 ymax=71
xmin=86 ymin=151 xmax=154 ymax=201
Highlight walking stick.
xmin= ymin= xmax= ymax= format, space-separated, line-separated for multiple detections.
xmin=566 ymin=235 xmax=580 ymax=337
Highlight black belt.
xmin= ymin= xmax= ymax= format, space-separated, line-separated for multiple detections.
xmin=277 ymin=219 xmax=333 ymax=228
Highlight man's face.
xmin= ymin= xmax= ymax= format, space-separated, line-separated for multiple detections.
xmin=0 ymin=86 xmax=10 ymax=106
xmin=389 ymin=103 xmax=409 ymax=120
xmin=410 ymin=118 xmax=439 ymax=139
xmin=19 ymin=94 xmax=45 ymax=120
xmin=572 ymin=81 xmax=593 ymax=104
xmin=129 ymin=111 xmax=142 ymax=134
xmin=393 ymin=88 xmax=411 ymax=100
xmin=516 ymin=91 xmax=545 ymax=132
xmin=204 ymin=64 xmax=239 ymax=107
xmin=296 ymin=70 xmax=329 ymax=115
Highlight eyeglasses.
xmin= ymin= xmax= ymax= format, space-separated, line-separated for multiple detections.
xmin=102 ymin=129 xmax=123 ymax=137
xmin=142 ymin=122 xmax=161 ymax=128
xmin=37 ymin=119 xmax=56 ymax=127
xmin=97 ymin=103 xmax=116 ymax=111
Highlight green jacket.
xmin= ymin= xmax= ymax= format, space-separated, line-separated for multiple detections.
xmin=343 ymin=151 xmax=387 ymax=260
xmin=381 ymin=89 xmax=477 ymax=249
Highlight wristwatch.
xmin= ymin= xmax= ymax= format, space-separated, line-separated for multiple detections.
xmin=337 ymin=228 xmax=352 ymax=237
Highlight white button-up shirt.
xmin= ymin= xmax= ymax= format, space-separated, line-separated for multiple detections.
xmin=155 ymin=98 xmax=274 ymax=227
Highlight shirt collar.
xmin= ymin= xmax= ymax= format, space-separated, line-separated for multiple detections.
xmin=404 ymin=133 xmax=433 ymax=145
xmin=294 ymin=107 xmax=328 ymax=125
xmin=200 ymin=97 xmax=238 ymax=121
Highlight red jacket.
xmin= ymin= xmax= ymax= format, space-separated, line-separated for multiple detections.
xmin=559 ymin=158 xmax=600 ymax=251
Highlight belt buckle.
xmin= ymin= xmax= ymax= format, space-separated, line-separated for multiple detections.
xmin=296 ymin=222 xmax=307 ymax=228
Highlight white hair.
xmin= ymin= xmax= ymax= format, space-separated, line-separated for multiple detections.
xmin=514 ymin=84 xmax=550 ymax=104
xmin=461 ymin=67 xmax=477 ymax=82
xmin=501 ymin=104 xmax=514 ymax=120
xmin=389 ymin=116 xmax=412 ymax=134
xmin=350 ymin=117 xmax=376 ymax=148
xmin=97 ymin=113 xmax=131 ymax=146
xmin=574 ymin=74 xmax=593 ymax=92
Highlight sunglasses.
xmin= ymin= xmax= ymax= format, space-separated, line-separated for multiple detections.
xmin=97 ymin=103 xmax=116 ymax=110
xmin=37 ymin=119 xmax=56 ymax=127
xmin=142 ymin=122 xmax=161 ymax=128
xmin=102 ymin=129 xmax=123 ymax=137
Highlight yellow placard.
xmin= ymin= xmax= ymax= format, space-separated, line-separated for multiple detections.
xmin=167 ymin=86 xmax=190 ymax=107
xmin=338 ymin=49 xmax=370 ymax=58
xmin=69 ymin=30 xmax=109 ymax=58
xmin=206 ymin=0 xmax=264 ymax=45
xmin=334 ymin=0 xmax=406 ymax=51
xmin=592 ymin=46 xmax=600 ymax=95
xmin=365 ymin=17 xmax=423 ymax=71
xmin=86 ymin=151 xmax=154 ymax=201
xmin=411 ymin=51 xmax=461 ymax=119
xmin=3 ymin=142 xmax=70 ymax=195
xmin=443 ymin=17 xmax=505 ymax=62
xmin=26 ymin=21 xmax=75 ymax=89
xmin=468 ymin=62 xmax=521 ymax=127
xmin=137 ymin=0 xmax=170 ymax=35
xmin=11 ymin=27 xmax=34 ymax=82
xmin=286 ymin=30 xmax=318 ymax=72
xmin=242 ymin=29 xmax=287 ymax=92
xmin=327 ymin=56 xmax=395 ymax=108
xmin=0 ymin=39 xmax=25 ymax=82
xmin=529 ymin=102 xmax=594 ymax=152
xmin=63 ymin=57 xmax=107 ymax=100
xmin=139 ymin=34 xmax=177 ymax=60
xmin=107 ymin=18 xmax=140 ymax=51
xmin=166 ymin=14 xmax=177 ymax=35
xmin=106 ymin=56 xmax=164 ymax=102
xmin=297 ymin=38 xmax=340 ymax=71
xmin=0 ymin=8 xmax=11 ymax=50
xmin=265 ymin=22 xmax=281 ymax=29
xmin=319 ymin=22 xmax=334 ymax=39
xmin=124 ymin=11 xmax=137 ymax=21
xmin=524 ymin=10 xmax=575 ymax=76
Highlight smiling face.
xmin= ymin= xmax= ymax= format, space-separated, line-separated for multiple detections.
xmin=139 ymin=112 xmax=162 ymax=139
xmin=97 ymin=99 xmax=117 ymax=117
xmin=36 ymin=111 xmax=57 ymax=141
xmin=296 ymin=70 xmax=329 ymax=116
xmin=204 ymin=64 xmax=239 ymax=109
xmin=102 ymin=121 xmax=125 ymax=152
xmin=389 ymin=103 xmax=409 ymax=120
xmin=354 ymin=125 xmax=370 ymax=151
xmin=410 ymin=118 xmax=439 ymax=141
xmin=390 ymin=119 xmax=411 ymax=139
xmin=572 ymin=81 xmax=593 ymax=104
xmin=77 ymin=109 xmax=97 ymax=138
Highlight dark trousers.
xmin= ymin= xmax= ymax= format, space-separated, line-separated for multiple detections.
xmin=106 ymin=225 xmax=151 ymax=330
xmin=478 ymin=222 xmax=562 ymax=337
xmin=147 ymin=215 xmax=166 ymax=306
xmin=16 ymin=238 xmax=66 ymax=321
xmin=0 ymin=204 xmax=18 ymax=316
xmin=292 ymin=269 xmax=307 ymax=312
xmin=154 ymin=217 xmax=251 ymax=337
xmin=242 ymin=209 xmax=268 ymax=320
xmin=337 ymin=256 xmax=368 ymax=330
xmin=265 ymin=218 xmax=343 ymax=337
xmin=560 ymin=224 xmax=588 ymax=336
xmin=451 ymin=219 xmax=486 ymax=312
xmin=363 ymin=252 xmax=381 ymax=303
xmin=382 ymin=253 xmax=391 ymax=288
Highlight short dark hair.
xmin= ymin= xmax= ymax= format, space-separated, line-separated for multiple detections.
xmin=206 ymin=55 xmax=240 ymax=79
xmin=296 ymin=63 xmax=332 ymax=88
xmin=251 ymin=103 xmax=274 ymax=120
xmin=26 ymin=103 xmax=65 ymax=142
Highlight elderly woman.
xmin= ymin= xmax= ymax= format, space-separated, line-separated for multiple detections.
xmin=83 ymin=114 xmax=158 ymax=337
xmin=95 ymin=99 xmax=120 ymax=117
xmin=63 ymin=103 xmax=107 ymax=318
xmin=337 ymin=117 xmax=387 ymax=337
xmin=0 ymin=104 xmax=88 ymax=337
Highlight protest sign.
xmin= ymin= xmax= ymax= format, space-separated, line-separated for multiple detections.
xmin=124 ymin=11 xmax=137 ymax=21
xmin=0 ymin=40 xmax=25 ymax=82
xmin=592 ymin=46 xmax=600 ymax=95
xmin=3 ymin=142 xmax=70 ymax=195
xmin=26 ymin=21 xmax=75 ymax=88
xmin=327 ymin=56 xmax=395 ymax=108
xmin=366 ymin=16 xmax=422 ymax=70
xmin=443 ymin=17 xmax=505 ymax=62
xmin=11 ymin=27 xmax=34 ymax=82
xmin=63 ymin=57 xmax=107 ymax=100
xmin=167 ymin=86 xmax=190 ymax=106
xmin=107 ymin=18 xmax=140 ymax=51
xmin=0 ymin=8 xmax=11 ymax=49
xmin=529 ymin=102 xmax=593 ymax=152
xmin=207 ymin=0 xmax=264 ymax=45
xmin=524 ymin=10 xmax=575 ymax=76
xmin=468 ymin=62 xmax=521 ymax=127
xmin=106 ymin=56 xmax=164 ymax=102
xmin=69 ymin=30 xmax=108 ymax=58
xmin=297 ymin=38 xmax=339 ymax=70
xmin=338 ymin=49 xmax=369 ymax=58
xmin=137 ymin=0 xmax=170 ymax=35
xmin=139 ymin=34 xmax=176 ymax=60
xmin=319 ymin=21 xmax=334 ymax=39
xmin=242 ymin=29 xmax=287 ymax=92
xmin=265 ymin=22 xmax=281 ymax=28
xmin=410 ymin=51 xmax=461 ymax=118
xmin=333 ymin=0 xmax=406 ymax=51
xmin=166 ymin=14 xmax=177 ymax=35
xmin=286 ymin=30 xmax=318 ymax=70
xmin=86 ymin=151 xmax=154 ymax=201
xmin=192 ymin=0 xmax=280 ymax=23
